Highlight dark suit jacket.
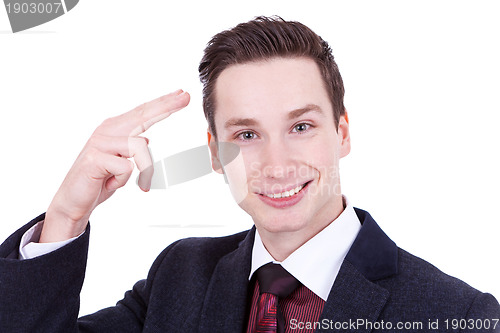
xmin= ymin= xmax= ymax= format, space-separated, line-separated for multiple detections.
xmin=1 ymin=208 xmax=499 ymax=332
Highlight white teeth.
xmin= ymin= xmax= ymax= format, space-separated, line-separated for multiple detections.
xmin=265 ymin=183 xmax=305 ymax=198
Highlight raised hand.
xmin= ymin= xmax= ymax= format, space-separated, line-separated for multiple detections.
xmin=40 ymin=89 xmax=190 ymax=242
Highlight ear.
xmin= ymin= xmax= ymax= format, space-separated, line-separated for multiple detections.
xmin=207 ymin=130 xmax=224 ymax=174
xmin=338 ymin=111 xmax=351 ymax=158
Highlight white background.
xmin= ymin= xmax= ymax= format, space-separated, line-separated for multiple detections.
xmin=1 ymin=0 xmax=498 ymax=316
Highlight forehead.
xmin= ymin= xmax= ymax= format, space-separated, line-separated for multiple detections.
xmin=213 ymin=57 xmax=332 ymax=127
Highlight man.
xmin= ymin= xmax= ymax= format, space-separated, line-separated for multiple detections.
xmin=0 ymin=16 xmax=498 ymax=332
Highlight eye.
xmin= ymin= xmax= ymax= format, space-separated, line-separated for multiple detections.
xmin=292 ymin=123 xmax=310 ymax=133
xmin=237 ymin=131 xmax=256 ymax=141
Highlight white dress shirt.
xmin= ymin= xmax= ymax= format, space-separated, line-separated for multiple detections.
xmin=19 ymin=221 xmax=81 ymax=260
xmin=249 ymin=196 xmax=361 ymax=301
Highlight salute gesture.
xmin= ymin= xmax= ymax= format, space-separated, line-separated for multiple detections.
xmin=41 ymin=89 xmax=190 ymax=243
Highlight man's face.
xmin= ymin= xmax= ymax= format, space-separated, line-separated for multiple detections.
xmin=209 ymin=57 xmax=350 ymax=240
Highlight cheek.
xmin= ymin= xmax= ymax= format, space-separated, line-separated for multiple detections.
xmin=239 ymin=146 xmax=262 ymax=178
xmin=305 ymin=140 xmax=340 ymax=180
xmin=223 ymin=151 xmax=249 ymax=204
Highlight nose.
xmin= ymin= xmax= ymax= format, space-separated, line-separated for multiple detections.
xmin=260 ymin=139 xmax=294 ymax=179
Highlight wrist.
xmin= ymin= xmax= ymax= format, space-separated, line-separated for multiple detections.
xmin=40 ymin=207 xmax=88 ymax=243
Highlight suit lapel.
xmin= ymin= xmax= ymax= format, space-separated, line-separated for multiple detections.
xmin=315 ymin=261 xmax=389 ymax=333
xmin=198 ymin=227 xmax=255 ymax=332
xmin=198 ymin=208 xmax=398 ymax=333
xmin=316 ymin=208 xmax=398 ymax=333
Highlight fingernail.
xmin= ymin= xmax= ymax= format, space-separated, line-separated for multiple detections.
xmin=176 ymin=91 xmax=188 ymax=98
xmin=139 ymin=185 xmax=150 ymax=192
xmin=173 ymin=89 xmax=183 ymax=96
xmin=145 ymin=137 xmax=150 ymax=144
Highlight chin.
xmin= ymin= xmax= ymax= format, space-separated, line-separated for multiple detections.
xmin=254 ymin=209 xmax=309 ymax=234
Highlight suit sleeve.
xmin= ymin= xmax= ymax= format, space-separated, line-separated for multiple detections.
xmin=463 ymin=292 xmax=500 ymax=333
xmin=0 ymin=213 xmax=180 ymax=332
xmin=0 ymin=213 xmax=89 ymax=332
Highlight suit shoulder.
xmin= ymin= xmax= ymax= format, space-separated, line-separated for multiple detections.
xmin=396 ymin=248 xmax=479 ymax=297
xmin=163 ymin=228 xmax=250 ymax=260
xmin=146 ymin=228 xmax=251 ymax=280
xmin=379 ymin=248 xmax=500 ymax=318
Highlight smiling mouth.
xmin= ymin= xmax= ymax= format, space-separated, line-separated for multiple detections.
xmin=260 ymin=181 xmax=312 ymax=199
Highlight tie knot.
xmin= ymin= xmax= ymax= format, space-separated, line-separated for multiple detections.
xmin=256 ymin=263 xmax=300 ymax=298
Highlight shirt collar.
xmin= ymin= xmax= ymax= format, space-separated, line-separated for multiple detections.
xmin=249 ymin=196 xmax=361 ymax=301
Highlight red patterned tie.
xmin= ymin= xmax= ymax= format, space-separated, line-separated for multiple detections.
xmin=254 ymin=263 xmax=300 ymax=333
xmin=255 ymin=292 xmax=278 ymax=332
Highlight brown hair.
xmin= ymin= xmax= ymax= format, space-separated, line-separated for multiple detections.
xmin=199 ymin=16 xmax=345 ymax=139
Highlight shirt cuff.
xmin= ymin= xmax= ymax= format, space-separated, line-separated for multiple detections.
xmin=19 ymin=221 xmax=82 ymax=260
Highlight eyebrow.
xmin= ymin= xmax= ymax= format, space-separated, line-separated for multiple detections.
xmin=224 ymin=117 xmax=258 ymax=129
xmin=287 ymin=104 xmax=323 ymax=120
xmin=224 ymin=104 xmax=324 ymax=130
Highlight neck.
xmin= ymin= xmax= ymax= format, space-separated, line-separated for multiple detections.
xmin=257 ymin=196 xmax=345 ymax=261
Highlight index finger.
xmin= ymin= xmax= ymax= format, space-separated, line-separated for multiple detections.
xmin=128 ymin=89 xmax=190 ymax=136
xmin=98 ymin=89 xmax=191 ymax=137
